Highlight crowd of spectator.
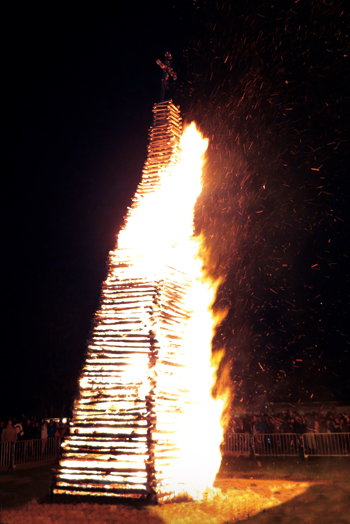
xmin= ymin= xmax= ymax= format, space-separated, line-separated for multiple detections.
xmin=228 ymin=411 xmax=350 ymax=435
xmin=0 ymin=416 xmax=70 ymax=443
xmin=1 ymin=411 xmax=349 ymax=445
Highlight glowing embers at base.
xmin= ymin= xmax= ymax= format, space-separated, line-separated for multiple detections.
xmin=54 ymin=100 xmax=227 ymax=501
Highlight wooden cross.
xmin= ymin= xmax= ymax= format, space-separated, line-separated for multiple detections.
xmin=156 ymin=52 xmax=177 ymax=102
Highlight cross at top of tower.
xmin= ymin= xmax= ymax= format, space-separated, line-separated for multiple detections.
xmin=156 ymin=52 xmax=177 ymax=102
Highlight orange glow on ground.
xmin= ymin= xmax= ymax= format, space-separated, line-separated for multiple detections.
xmin=1 ymin=478 xmax=312 ymax=523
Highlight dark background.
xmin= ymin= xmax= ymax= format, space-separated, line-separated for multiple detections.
xmin=3 ymin=1 xmax=349 ymax=418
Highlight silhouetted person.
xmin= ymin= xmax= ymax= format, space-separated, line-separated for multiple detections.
xmin=47 ymin=419 xmax=56 ymax=438
xmin=1 ymin=420 xmax=17 ymax=442
xmin=23 ymin=419 xmax=36 ymax=440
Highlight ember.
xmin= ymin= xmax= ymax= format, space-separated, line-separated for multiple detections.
xmin=54 ymin=100 xmax=227 ymax=502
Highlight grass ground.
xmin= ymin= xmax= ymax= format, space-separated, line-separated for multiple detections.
xmin=0 ymin=457 xmax=349 ymax=523
xmin=217 ymin=456 xmax=350 ymax=523
xmin=0 ymin=462 xmax=53 ymax=510
xmin=219 ymin=455 xmax=350 ymax=482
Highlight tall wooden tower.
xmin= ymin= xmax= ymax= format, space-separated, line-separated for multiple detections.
xmin=54 ymin=101 xmax=203 ymax=500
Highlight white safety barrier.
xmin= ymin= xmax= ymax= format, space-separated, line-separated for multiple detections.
xmin=2 ymin=434 xmax=350 ymax=466
xmin=221 ymin=433 xmax=251 ymax=456
xmin=0 ymin=437 xmax=60 ymax=468
xmin=0 ymin=441 xmax=11 ymax=467
xmin=302 ymin=433 xmax=350 ymax=457
xmin=253 ymin=433 xmax=300 ymax=456
xmin=223 ymin=433 xmax=350 ymax=458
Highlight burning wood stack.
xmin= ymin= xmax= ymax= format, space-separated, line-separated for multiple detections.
xmin=54 ymin=100 xmax=211 ymax=501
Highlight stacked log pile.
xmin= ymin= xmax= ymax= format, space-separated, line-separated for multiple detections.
xmin=54 ymin=101 xmax=197 ymax=500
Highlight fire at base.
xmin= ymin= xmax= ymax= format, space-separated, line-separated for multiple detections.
xmin=54 ymin=100 xmax=226 ymax=502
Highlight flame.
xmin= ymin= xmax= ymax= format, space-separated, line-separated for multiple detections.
xmin=117 ymin=122 xmax=206 ymax=275
xmin=132 ymin=122 xmax=227 ymax=499
xmin=54 ymin=102 xmax=228 ymax=502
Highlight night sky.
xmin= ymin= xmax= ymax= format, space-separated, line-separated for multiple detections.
xmin=3 ymin=1 xmax=349 ymax=418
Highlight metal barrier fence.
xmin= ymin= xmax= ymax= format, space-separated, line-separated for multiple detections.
xmin=0 ymin=437 xmax=60 ymax=468
xmin=223 ymin=432 xmax=350 ymax=457
xmin=253 ymin=433 xmax=299 ymax=456
xmin=221 ymin=433 xmax=251 ymax=456
xmin=1 ymin=434 xmax=349 ymax=467
xmin=303 ymin=433 xmax=350 ymax=457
